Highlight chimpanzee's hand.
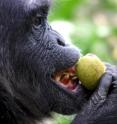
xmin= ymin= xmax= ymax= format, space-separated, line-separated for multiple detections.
xmin=105 ymin=62 xmax=117 ymax=79
xmin=72 ymin=64 xmax=117 ymax=124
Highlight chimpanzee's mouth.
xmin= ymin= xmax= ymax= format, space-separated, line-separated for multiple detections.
xmin=52 ymin=66 xmax=80 ymax=92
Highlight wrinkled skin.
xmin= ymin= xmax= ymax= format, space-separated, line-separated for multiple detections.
xmin=0 ymin=0 xmax=117 ymax=124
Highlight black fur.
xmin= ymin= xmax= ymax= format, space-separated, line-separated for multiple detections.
xmin=0 ymin=0 xmax=88 ymax=124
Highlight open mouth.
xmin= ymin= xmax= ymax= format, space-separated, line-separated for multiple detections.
xmin=52 ymin=66 xmax=80 ymax=92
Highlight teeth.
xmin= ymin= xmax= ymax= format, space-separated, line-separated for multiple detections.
xmin=63 ymin=73 xmax=69 ymax=78
xmin=79 ymin=81 xmax=81 ymax=84
xmin=69 ymin=73 xmax=75 ymax=76
xmin=54 ymin=73 xmax=78 ymax=83
xmin=72 ymin=76 xmax=77 ymax=80
xmin=55 ymin=76 xmax=61 ymax=82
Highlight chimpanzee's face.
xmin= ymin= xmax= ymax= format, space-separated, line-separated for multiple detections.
xmin=0 ymin=0 xmax=88 ymax=119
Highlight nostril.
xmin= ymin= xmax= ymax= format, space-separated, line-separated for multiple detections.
xmin=57 ymin=39 xmax=65 ymax=46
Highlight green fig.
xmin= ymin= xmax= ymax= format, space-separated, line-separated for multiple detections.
xmin=76 ymin=54 xmax=106 ymax=90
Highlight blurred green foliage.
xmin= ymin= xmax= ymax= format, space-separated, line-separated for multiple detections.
xmin=48 ymin=0 xmax=117 ymax=123
xmin=49 ymin=0 xmax=117 ymax=64
xmin=52 ymin=114 xmax=74 ymax=124
xmin=49 ymin=0 xmax=85 ymax=20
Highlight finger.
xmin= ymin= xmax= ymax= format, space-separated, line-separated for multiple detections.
xmin=112 ymin=81 xmax=117 ymax=88
xmin=106 ymin=67 xmax=116 ymax=73
xmin=98 ymin=73 xmax=112 ymax=96
xmin=105 ymin=62 xmax=113 ymax=72
xmin=105 ymin=63 xmax=117 ymax=72
xmin=105 ymin=62 xmax=112 ymax=69
xmin=112 ymin=74 xmax=117 ymax=81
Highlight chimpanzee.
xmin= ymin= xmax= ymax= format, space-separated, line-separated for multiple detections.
xmin=0 ymin=0 xmax=117 ymax=124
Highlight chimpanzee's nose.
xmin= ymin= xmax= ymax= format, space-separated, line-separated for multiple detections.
xmin=47 ymin=25 xmax=66 ymax=46
xmin=51 ymin=30 xmax=66 ymax=46
xmin=56 ymin=36 xmax=66 ymax=46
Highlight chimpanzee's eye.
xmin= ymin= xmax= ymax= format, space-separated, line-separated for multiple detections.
xmin=32 ymin=16 xmax=42 ymax=26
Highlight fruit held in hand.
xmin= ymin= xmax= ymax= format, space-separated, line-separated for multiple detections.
xmin=76 ymin=54 xmax=106 ymax=90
